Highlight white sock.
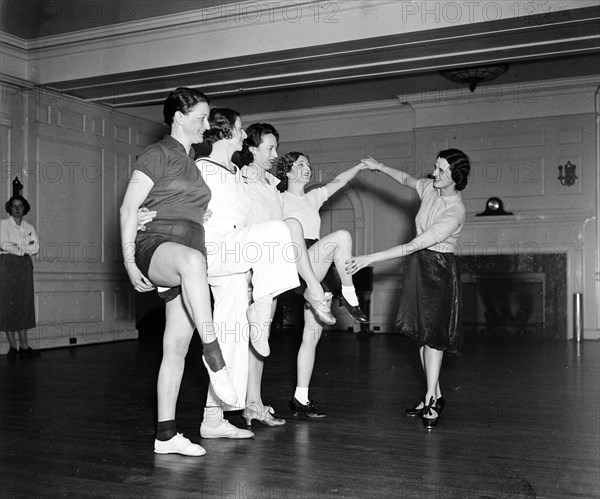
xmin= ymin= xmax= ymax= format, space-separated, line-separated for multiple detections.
xmin=341 ymin=285 xmax=359 ymax=306
xmin=252 ymin=296 xmax=273 ymax=325
xmin=202 ymin=406 xmax=224 ymax=426
xmin=294 ymin=387 xmax=309 ymax=405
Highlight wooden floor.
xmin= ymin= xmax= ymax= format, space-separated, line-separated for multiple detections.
xmin=1 ymin=329 xmax=598 ymax=499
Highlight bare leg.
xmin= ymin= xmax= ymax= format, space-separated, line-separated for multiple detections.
xmin=156 ymin=295 xmax=195 ymax=421
xmin=150 ymin=242 xmax=237 ymax=405
xmin=317 ymin=230 xmax=354 ymax=287
xmin=296 ymin=308 xmax=323 ymax=389
xmin=284 ymin=218 xmax=325 ymax=298
xmin=17 ymin=329 xmax=30 ymax=349
xmin=246 ymin=349 xmax=264 ymax=406
xmin=148 ymin=242 xmax=216 ymax=345
xmin=5 ymin=331 xmax=18 ymax=350
xmin=422 ymin=345 xmax=444 ymax=419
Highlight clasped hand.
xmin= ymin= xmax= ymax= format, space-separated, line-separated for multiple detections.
xmin=360 ymin=156 xmax=383 ymax=172
xmin=345 ymin=255 xmax=373 ymax=275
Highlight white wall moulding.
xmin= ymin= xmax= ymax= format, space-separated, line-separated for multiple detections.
xmin=245 ymin=99 xmax=414 ymax=141
xmin=0 ymin=80 xmax=162 ymax=354
xmin=6 ymin=4 xmax=595 ymax=107
xmin=401 ymin=76 xmax=600 ymax=126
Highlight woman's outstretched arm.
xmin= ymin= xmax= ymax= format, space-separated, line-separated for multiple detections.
xmin=361 ymin=156 xmax=419 ymax=190
xmin=324 ymin=161 xmax=364 ymax=197
xmin=345 ymin=230 xmax=441 ymax=275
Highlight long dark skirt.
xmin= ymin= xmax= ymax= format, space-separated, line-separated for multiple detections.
xmin=395 ymin=249 xmax=462 ymax=355
xmin=0 ymin=254 xmax=36 ymax=331
xmin=135 ymin=218 xmax=206 ymax=302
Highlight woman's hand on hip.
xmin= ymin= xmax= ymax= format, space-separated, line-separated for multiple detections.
xmin=137 ymin=207 xmax=157 ymax=231
xmin=126 ymin=264 xmax=155 ymax=292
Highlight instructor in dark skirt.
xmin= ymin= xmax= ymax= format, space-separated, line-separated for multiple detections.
xmin=0 ymin=194 xmax=40 ymax=359
xmin=345 ymin=149 xmax=471 ymax=429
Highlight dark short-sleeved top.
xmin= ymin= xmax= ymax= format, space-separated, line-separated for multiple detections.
xmin=134 ymin=135 xmax=211 ymax=224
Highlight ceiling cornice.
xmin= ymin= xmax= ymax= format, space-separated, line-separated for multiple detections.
xmin=39 ymin=6 xmax=600 ymax=108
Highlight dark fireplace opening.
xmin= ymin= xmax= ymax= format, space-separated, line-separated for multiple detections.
xmin=457 ymin=254 xmax=566 ymax=340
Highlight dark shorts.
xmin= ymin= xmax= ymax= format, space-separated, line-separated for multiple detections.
xmin=395 ymin=249 xmax=462 ymax=355
xmin=135 ymin=218 xmax=206 ymax=302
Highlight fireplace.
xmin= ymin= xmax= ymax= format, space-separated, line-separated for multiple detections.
xmin=457 ymin=254 xmax=567 ymax=340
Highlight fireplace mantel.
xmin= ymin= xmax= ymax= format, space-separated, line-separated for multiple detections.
xmin=457 ymin=211 xmax=593 ymax=339
xmin=459 ymin=211 xmax=592 ymax=253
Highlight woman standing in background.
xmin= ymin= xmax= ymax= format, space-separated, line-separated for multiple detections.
xmin=0 ymin=194 xmax=40 ymax=359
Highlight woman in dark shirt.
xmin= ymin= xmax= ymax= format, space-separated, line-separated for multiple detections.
xmin=120 ymin=87 xmax=235 ymax=456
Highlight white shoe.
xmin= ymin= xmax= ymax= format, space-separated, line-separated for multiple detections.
xmin=200 ymin=420 xmax=254 ymax=439
xmin=154 ymin=433 xmax=206 ymax=456
xmin=202 ymin=356 xmax=238 ymax=406
xmin=246 ymin=304 xmax=270 ymax=357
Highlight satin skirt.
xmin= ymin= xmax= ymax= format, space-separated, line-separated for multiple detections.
xmin=395 ymin=249 xmax=462 ymax=355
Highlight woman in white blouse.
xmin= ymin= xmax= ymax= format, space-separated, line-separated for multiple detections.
xmin=0 ymin=195 xmax=40 ymax=358
xmin=275 ymin=151 xmax=368 ymax=419
xmin=239 ymin=123 xmax=336 ymax=427
xmin=346 ymin=149 xmax=471 ymax=429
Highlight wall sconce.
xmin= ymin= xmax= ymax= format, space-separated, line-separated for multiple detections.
xmin=557 ymin=161 xmax=577 ymax=186
xmin=12 ymin=176 xmax=23 ymax=196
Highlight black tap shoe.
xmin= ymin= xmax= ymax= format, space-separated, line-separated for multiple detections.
xmin=405 ymin=396 xmax=445 ymax=417
xmin=340 ymin=295 xmax=369 ymax=323
xmin=404 ymin=401 xmax=425 ymax=417
xmin=422 ymin=396 xmax=439 ymax=429
xmin=289 ymin=398 xmax=327 ymax=418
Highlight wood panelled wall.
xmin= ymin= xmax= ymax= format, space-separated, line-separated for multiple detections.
xmin=247 ymin=77 xmax=600 ymax=338
xmin=2 ymin=76 xmax=598 ymax=348
xmin=1 ymin=83 xmax=164 ymax=352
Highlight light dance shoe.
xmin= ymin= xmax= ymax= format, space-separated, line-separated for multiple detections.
xmin=242 ymin=404 xmax=286 ymax=427
xmin=246 ymin=304 xmax=271 ymax=357
xmin=202 ymin=355 xmax=238 ymax=406
xmin=154 ymin=433 xmax=206 ymax=456
xmin=304 ymin=290 xmax=336 ymax=325
xmin=200 ymin=420 xmax=254 ymax=439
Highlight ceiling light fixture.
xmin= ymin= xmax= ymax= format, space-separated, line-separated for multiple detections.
xmin=439 ymin=64 xmax=509 ymax=92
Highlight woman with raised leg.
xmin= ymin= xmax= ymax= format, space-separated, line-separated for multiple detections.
xmin=346 ymin=149 xmax=471 ymax=429
xmin=275 ymin=151 xmax=368 ymax=418
xmin=120 ymin=88 xmax=235 ymax=456
xmin=238 ymin=123 xmax=335 ymax=428
xmin=196 ymin=110 xmax=300 ymax=438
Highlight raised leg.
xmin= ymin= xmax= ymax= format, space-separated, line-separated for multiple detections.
xmin=309 ymin=232 xmax=367 ymax=322
xmin=149 ymin=242 xmax=216 ymax=346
